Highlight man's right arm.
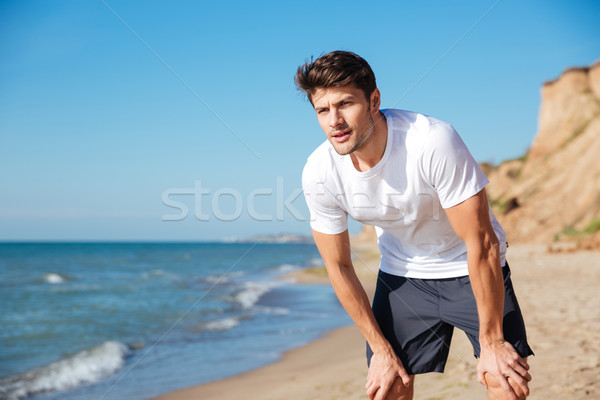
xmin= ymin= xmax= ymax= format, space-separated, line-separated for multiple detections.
xmin=311 ymin=228 xmax=411 ymax=400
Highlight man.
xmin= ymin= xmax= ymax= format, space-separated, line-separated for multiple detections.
xmin=296 ymin=51 xmax=533 ymax=400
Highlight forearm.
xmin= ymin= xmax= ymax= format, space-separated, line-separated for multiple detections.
xmin=445 ymin=190 xmax=531 ymax=395
xmin=466 ymin=238 xmax=504 ymax=345
xmin=326 ymin=261 xmax=393 ymax=355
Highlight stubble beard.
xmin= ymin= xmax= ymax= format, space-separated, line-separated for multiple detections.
xmin=332 ymin=112 xmax=376 ymax=156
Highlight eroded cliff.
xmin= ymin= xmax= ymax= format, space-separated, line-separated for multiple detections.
xmin=486 ymin=60 xmax=600 ymax=249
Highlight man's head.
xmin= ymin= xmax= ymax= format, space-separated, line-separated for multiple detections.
xmin=295 ymin=51 xmax=383 ymax=156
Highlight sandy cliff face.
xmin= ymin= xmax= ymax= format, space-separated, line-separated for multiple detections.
xmin=486 ymin=60 xmax=600 ymax=248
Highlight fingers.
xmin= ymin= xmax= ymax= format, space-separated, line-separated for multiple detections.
xmin=397 ymin=366 xmax=411 ymax=387
xmin=477 ymin=369 xmax=488 ymax=388
xmin=518 ymin=357 xmax=532 ymax=382
xmin=484 ymin=371 xmax=529 ymax=400
xmin=498 ymin=375 xmax=514 ymax=396
xmin=365 ymin=379 xmax=377 ymax=399
xmin=506 ymin=370 xmax=530 ymax=397
xmin=373 ymin=383 xmax=390 ymax=400
xmin=507 ymin=376 xmax=530 ymax=399
xmin=516 ymin=356 xmax=532 ymax=382
xmin=366 ymin=352 xmax=412 ymax=399
xmin=367 ymin=389 xmax=376 ymax=400
xmin=505 ymin=356 xmax=531 ymax=396
xmin=365 ymin=378 xmax=390 ymax=400
xmin=366 ymin=374 xmax=413 ymax=400
xmin=508 ymin=359 xmax=529 ymax=381
xmin=517 ymin=357 xmax=530 ymax=371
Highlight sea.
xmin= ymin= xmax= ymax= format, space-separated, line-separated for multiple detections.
xmin=0 ymin=242 xmax=352 ymax=400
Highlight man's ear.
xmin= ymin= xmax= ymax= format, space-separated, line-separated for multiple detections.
xmin=370 ymin=88 xmax=381 ymax=114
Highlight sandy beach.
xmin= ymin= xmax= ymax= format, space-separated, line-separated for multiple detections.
xmin=152 ymin=242 xmax=600 ymax=400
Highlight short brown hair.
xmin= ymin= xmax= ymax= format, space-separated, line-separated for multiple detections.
xmin=294 ymin=50 xmax=377 ymax=105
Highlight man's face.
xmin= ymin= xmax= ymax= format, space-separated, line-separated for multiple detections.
xmin=312 ymin=86 xmax=378 ymax=156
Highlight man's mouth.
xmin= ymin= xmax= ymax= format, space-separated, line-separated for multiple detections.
xmin=331 ymin=129 xmax=351 ymax=143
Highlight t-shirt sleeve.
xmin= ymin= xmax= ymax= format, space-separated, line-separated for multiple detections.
xmin=302 ymin=159 xmax=348 ymax=234
xmin=419 ymin=122 xmax=489 ymax=209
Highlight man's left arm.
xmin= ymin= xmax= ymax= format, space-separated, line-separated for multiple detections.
xmin=444 ymin=188 xmax=531 ymax=398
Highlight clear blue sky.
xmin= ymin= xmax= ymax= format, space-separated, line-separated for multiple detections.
xmin=1 ymin=0 xmax=599 ymax=241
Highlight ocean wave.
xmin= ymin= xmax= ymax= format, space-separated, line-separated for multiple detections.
xmin=43 ymin=272 xmax=67 ymax=284
xmin=203 ymin=270 xmax=246 ymax=284
xmin=273 ymin=264 xmax=298 ymax=272
xmin=140 ymin=269 xmax=179 ymax=280
xmin=254 ymin=306 xmax=290 ymax=315
xmin=231 ymin=281 xmax=279 ymax=309
xmin=0 ymin=341 xmax=130 ymax=400
xmin=202 ymin=317 xmax=242 ymax=331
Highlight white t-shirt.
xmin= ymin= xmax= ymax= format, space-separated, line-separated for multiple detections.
xmin=302 ymin=109 xmax=507 ymax=279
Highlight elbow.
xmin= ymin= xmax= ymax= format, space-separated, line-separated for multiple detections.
xmin=467 ymin=230 xmax=500 ymax=263
xmin=324 ymin=260 xmax=353 ymax=275
xmin=482 ymin=231 xmax=500 ymax=263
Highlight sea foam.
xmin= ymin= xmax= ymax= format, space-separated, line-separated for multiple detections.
xmin=44 ymin=273 xmax=66 ymax=284
xmin=0 ymin=341 xmax=130 ymax=400
xmin=203 ymin=270 xmax=245 ymax=284
xmin=203 ymin=317 xmax=241 ymax=331
xmin=232 ymin=281 xmax=279 ymax=309
xmin=274 ymin=263 xmax=298 ymax=272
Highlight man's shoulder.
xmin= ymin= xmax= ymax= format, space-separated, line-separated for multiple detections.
xmin=383 ymin=109 xmax=455 ymax=154
xmin=383 ymin=108 xmax=451 ymax=132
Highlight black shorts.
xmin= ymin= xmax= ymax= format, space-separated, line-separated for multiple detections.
xmin=367 ymin=263 xmax=534 ymax=375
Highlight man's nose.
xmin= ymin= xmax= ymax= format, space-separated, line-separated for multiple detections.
xmin=329 ymin=109 xmax=343 ymax=128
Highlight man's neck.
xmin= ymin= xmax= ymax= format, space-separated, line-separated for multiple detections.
xmin=350 ymin=112 xmax=388 ymax=172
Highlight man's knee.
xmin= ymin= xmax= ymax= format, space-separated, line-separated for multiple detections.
xmin=383 ymin=376 xmax=415 ymax=400
xmin=483 ymin=372 xmax=527 ymax=400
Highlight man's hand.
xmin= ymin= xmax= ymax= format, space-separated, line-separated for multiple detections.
xmin=365 ymin=350 xmax=411 ymax=400
xmin=477 ymin=340 xmax=531 ymax=399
